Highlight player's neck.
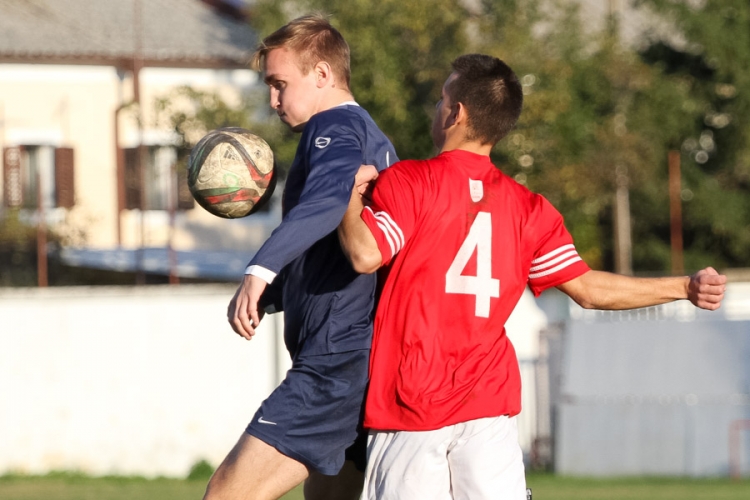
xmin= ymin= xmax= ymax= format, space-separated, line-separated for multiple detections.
xmin=317 ymin=88 xmax=356 ymax=113
xmin=439 ymin=136 xmax=492 ymax=157
xmin=438 ymin=121 xmax=492 ymax=156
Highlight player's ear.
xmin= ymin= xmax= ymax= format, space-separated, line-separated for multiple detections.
xmin=453 ymin=102 xmax=469 ymax=126
xmin=443 ymin=102 xmax=464 ymax=130
xmin=314 ymin=61 xmax=332 ymax=89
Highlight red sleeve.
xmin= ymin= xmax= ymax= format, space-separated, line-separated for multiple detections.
xmin=360 ymin=161 xmax=424 ymax=266
xmin=527 ymin=196 xmax=590 ymax=296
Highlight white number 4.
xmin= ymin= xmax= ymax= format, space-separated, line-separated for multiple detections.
xmin=445 ymin=212 xmax=499 ymax=318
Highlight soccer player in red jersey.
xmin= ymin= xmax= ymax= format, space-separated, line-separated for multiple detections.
xmin=338 ymin=54 xmax=726 ymax=500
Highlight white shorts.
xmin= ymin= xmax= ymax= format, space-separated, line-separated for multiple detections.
xmin=362 ymin=415 xmax=526 ymax=500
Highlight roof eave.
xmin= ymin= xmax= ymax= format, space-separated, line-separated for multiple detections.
xmin=0 ymin=53 xmax=252 ymax=71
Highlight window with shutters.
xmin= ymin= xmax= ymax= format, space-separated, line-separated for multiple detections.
xmin=123 ymin=145 xmax=194 ymax=211
xmin=2 ymin=145 xmax=75 ymax=209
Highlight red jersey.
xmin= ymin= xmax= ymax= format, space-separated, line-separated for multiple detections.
xmin=361 ymin=149 xmax=589 ymax=431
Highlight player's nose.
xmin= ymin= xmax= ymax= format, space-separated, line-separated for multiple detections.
xmin=269 ymin=88 xmax=280 ymax=109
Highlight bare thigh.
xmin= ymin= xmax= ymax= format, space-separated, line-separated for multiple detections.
xmin=204 ymin=433 xmax=310 ymax=500
xmin=304 ymin=459 xmax=364 ymax=500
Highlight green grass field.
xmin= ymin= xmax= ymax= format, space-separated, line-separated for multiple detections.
xmin=1 ymin=473 xmax=749 ymax=500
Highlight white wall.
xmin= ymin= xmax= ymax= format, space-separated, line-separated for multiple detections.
xmin=506 ymin=290 xmax=549 ymax=453
xmin=0 ymin=285 xmax=548 ymax=477
xmin=0 ymin=285 xmax=289 ymax=477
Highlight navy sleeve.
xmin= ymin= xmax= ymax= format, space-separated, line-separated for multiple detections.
xmin=248 ymin=117 xmax=363 ymax=274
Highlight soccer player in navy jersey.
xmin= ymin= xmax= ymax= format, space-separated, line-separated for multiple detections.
xmin=204 ymin=14 xmax=397 ymax=500
xmin=338 ymin=54 xmax=726 ymax=500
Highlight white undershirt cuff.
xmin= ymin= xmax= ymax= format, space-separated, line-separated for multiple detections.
xmin=245 ymin=265 xmax=277 ymax=284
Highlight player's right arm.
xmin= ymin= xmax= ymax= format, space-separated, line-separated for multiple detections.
xmin=230 ymin=116 xmax=366 ymax=337
xmin=556 ymin=267 xmax=726 ymax=311
xmin=246 ymin=114 xmax=372 ymax=276
xmin=228 ymin=274 xmax=267 ymax=340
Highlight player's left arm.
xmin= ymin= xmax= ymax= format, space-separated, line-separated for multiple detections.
xmin=556 ymin=267 xmax=727 ymax=311
xmin=339 ymin=173 xmax=382 ymax=273
xmin=339 ymin=162 xmax=419 ymax=273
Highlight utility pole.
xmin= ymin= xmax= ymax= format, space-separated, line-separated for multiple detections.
xmin=668 ymin=150 xmax=684 ymax=275
xmin=608 ymin=0 xmax=633 ymax=275
xmin=36 ymin=170 xmax=48 ymax=287
xmin=608 ymin=0 xmax=620 ymax=19
xmin=168 ymin=159 xmax=179 ymax=285
xmin=613 ymin=165 xmax=633 ymax=275
xmin=134 ymin=0 xmax=146 ymax=285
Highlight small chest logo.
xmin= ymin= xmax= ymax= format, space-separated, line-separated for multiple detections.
xmin=469 ymin=179 xmax=484 ymax=202
xmin=315 ymin=137 xmax=331 ymax=149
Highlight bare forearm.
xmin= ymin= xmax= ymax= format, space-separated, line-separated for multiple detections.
xmin=558 ymin=270 xmax=689 ymax=310
xmin=338 ymin=190 xmax=381 ymax=274
xmin=557 ymin=268 xmax=725 ymax=311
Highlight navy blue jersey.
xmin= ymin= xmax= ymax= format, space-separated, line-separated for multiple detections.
xmin=250 ymin=104 xmax=397 ymax=356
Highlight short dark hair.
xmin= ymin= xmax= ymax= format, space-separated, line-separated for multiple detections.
xmin=447 ymin=54 xmax=523 ymax=145
xmin=252 ymin=13 xmax=351 ymax=89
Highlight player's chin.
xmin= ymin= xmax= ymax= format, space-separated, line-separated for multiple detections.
xmin=290 ymin=120 xmax=308 ymax=133
xmin=277 ymin=113 xmax=294 ymax=126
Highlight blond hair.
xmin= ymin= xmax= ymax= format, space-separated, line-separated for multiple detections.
xmin=252 ymin=14 xmax=351 ymax=88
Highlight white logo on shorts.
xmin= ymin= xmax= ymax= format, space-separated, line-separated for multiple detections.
xmin=258 ymin=416 xmax=277 ymax=425
xmin=315 ymin=137 xmax=331 ymax=149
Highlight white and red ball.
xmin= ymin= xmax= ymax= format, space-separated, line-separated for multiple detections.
xmin=187 ymin=128 xmax=276 ymax=219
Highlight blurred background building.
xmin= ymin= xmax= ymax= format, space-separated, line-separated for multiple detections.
xmin=0 ymin=0 xmax=277 ymax=282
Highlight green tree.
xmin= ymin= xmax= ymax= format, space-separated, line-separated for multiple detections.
xmin=249 ymin=0 xmax=469 ymax=160
xmin=471 ymin=0 xmax=695 ymax=271
xmin=636 ymin=0 xmax=750 ymax=271
xmin=241 ymin=0 xmax=748 ymax=272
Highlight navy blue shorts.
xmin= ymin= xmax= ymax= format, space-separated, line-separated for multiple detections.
xmin=246 ymin=349 xmax=369 ymax=475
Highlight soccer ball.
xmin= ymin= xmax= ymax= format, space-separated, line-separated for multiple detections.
xmin=187 ymin=128 xmax=277 ymax=218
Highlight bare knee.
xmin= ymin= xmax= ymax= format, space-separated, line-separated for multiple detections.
xmin=203 ymin=466 xmax=240 ymax=500
xmin=205 ymin=433 xmax=309 ymax=500
xmin=202 ymin=476 xmax=222 ymax=500
xmin=202 ymin=467 xmax=278 ymax=500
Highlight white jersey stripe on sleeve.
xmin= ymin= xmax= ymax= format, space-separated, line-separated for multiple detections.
xmin=529 ymin=250 xmax=580 ymax=272
xmin=529 ymin=255 xmax=583 ymax=280
xmin=375 ymin=220 xmax=397 ymax=257
xmin=531 ymin=244 xmax=576 ymax=265
xmin=364 ymin=206 xmax=405 ymax=256
xmin=373 ymin=210 xmax=404 ymax=249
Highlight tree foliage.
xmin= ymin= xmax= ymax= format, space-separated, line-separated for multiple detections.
xmin=229 ymin=0 xmax=748 ymax=273
xmin=252 ymin=0 xmax=469 ymax=160
xmin=636 ymin=0 xmax=750 ymax=271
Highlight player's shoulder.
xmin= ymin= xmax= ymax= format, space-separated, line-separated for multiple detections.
xmin=515 ymin=185 xmax=562 ymax=226
xmin=497 ymin=171 xmax=540 ymax=200
xmin=307 ymin=105 xmax=368 ymax=134
xmin=381 ymin=157 xmax=431 ymax=180
xmin=372 ymin=158 xmax=438 ymax=197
